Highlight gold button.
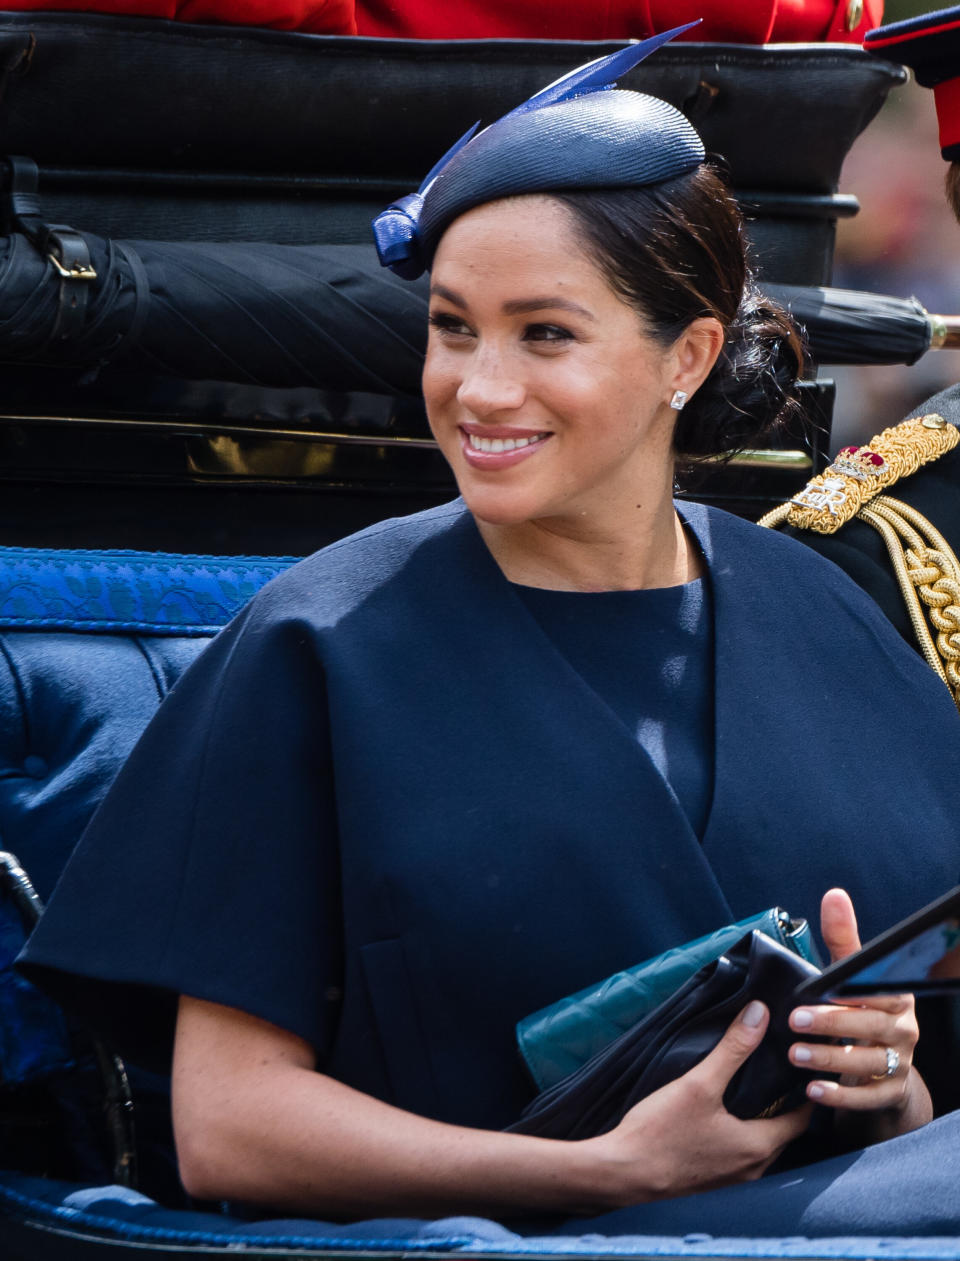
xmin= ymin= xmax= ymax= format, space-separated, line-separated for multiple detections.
xmin=846 ymin=0 xmax=864 ymax=31
xmin=921 ymin=414 xmax=948 ymax=429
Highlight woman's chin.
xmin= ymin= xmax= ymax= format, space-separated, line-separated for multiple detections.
xmin=457 ymin=486 xmax=545 ymax=529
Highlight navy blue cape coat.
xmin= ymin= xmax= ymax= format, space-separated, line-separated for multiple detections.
xmin=21 ymin=499 xmax=960 ymax=1131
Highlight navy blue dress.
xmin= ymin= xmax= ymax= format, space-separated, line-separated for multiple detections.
xmin=19 ymin=499 xmax=960 ymax=1233
xmin=514 ymin=579 xmax=714 ymax=838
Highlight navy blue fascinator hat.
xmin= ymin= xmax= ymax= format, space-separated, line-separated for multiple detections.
xmin=372 ymin=24 xmax=706 ymax=281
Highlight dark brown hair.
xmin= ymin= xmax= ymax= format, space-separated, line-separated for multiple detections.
xmin=946 ymin=162 xmax=960 ymax=224
xmin=552 ymin=164 xmax=805 ymax=460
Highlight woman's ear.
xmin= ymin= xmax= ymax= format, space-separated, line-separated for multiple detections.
xmin=667 ymin=317 xmax=725 ymax=403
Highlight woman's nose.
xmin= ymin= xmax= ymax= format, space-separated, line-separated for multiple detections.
xmin=455 ymin=347 xmax=525 ymax=417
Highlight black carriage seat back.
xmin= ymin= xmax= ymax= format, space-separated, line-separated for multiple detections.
xmin=0 ymin=13 xmax=905 ymax=285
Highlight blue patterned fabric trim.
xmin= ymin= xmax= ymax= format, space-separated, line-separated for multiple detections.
xmin=463 ymin=1240 xmax=960 ymax=1258
xmin=0 ymin=1180 xmax=477 ymax=1251
xmin=0 ymin=1178 xmax=959 ymax=1258
xmin=0 ymin=547 xmax=300 ymax=636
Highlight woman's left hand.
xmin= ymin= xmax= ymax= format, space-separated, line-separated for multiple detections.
xmin=787 ymin=888 xmax=933 ymax=1142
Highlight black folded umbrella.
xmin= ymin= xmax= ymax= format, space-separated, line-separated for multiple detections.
xmin=0 ymin=226 xmax=957 ymax=388
xmin=763 ymin=283 xmax=960 ymax=367
xmin=0 ymin=233 xmax=430 ymax=396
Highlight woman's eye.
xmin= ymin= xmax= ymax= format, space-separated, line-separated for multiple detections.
xmin=428 ymin=313 xmax=473 ymax=338
xmin=524 ymin=323 xmax=574 ymax=344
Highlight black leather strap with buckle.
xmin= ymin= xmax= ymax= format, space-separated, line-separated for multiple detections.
xmin=1 ymin=154 xmax=97 ymax=343
xmin=44 ymin=226 xmax=97 ymax=341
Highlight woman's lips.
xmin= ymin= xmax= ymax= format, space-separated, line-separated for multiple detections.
xmin=459 ymin=427 xmax=552 ymax=469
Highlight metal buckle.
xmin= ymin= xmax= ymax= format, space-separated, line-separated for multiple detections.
xmin=47 ymin=251 xmax=97 ymax=281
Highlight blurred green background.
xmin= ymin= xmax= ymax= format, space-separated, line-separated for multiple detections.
xmin=886 ymin=2 xmax=955 ymax=17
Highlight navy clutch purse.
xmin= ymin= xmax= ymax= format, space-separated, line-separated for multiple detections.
xmin=517 ymin=907 xmax=819 ymax=1092
xmin=508 ymin=930 xmax=822 ymax=1137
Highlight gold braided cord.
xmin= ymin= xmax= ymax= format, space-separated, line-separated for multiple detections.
xmin=759 ymin=416 xmax=960 ymax=711
xmin=778 ymin=414 xmax=958 ymax=534
xmin=879 ymin=495 xmax=960 ymax=567
xmin=907 ymin=554 xmax=960 ymax=710
xmin=916 ymin=564 xmax=960 ymax=705
xmin=863 ymin=497 xmax=929 ymax=556
xmin=856 ymin=502 xmax=951 ymax=691
xmin=868 ymin=497 xmax=960 ymax=711
xmin=755 ymin=502 xmax=791 ymax=529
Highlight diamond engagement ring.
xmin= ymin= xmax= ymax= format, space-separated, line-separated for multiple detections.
xmin=870 ymin=1047 xmax=900 ymax=1080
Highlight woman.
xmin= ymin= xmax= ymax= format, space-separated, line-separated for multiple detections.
xmin=20 ymin=30 xmax=960 ymax=1233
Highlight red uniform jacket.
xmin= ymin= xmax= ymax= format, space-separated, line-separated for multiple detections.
xmin=355 ymin=0 xmax=882 ymax=43
xmin=4 ymin=0 xmax=354 ymax=33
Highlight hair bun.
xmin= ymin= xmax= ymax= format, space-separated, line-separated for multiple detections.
xmin=674 ymin=287 xmax=806 ymax=459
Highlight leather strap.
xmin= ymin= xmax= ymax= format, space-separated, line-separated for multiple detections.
xmin=107 ymin=242 xmax=151 ymax=365
xmin=1 ymin=154 xmax=43 ymax=236
xmin=1 ymin=154 xmax=97 ymax=344
xmin=45 ymin=227 xmax=97 ymax=343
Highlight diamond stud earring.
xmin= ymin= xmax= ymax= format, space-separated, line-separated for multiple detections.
xmin=670 ymin=390 xmax=688 ymax=411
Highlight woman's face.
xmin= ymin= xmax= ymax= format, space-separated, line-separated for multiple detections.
xmin=423 ymin=195 xmax=686 ymax=531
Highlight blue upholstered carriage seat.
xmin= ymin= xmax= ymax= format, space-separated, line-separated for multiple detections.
xmin=0 ymin=545 xmax=298 ymax=906
xmin=0 ymin=545 xmax=297 ymax=1099
xmin=7 ymin=1172 xmax=960 ymax=1261
xmin=1 ymin=544 xmax=960 ymax=1259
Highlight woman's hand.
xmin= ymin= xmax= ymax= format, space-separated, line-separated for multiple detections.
xmin=586 ymin=1001 xmax=812 ymax=1204
xmin=786 ymin=888 xmax=932 ymax=1142
xmin=174 ymin=993 xmax=808 ymax=1216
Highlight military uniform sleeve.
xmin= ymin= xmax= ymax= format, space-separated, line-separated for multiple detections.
xmin=19 ymin=589 xmax=342 ymax=1074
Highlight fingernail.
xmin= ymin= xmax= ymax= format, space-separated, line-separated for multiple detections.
xmin=793 ymin=1045 xmax=813 ymax=1063
xmin=792 ymin=1009 xmax=814 ymax=1029
xmin=808 ymin=1081 xmax=839 ymax=1101
xmin=742 ymin=1001 xmax=765 ymax=1028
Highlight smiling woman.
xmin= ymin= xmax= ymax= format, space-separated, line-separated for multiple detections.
xmin=421 ymin=176 xmax=801 ymax=590
xmin=18 ymin=26 xmax=960 ymax=1240
xmin=425 ymin=197 xmax=694 ymax=566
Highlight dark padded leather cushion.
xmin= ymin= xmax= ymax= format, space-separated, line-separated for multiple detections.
xmin=0 ymin=14 xmax=904 ymax=279
xmin=0 ymin=16 xmax=903 ymax=190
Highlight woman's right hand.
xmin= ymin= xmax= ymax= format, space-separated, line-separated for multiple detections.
xmin=174 ymin=994 xmax=809 ymax=1217
xmin=585 ymin=1001 xmax=812 ymax=1205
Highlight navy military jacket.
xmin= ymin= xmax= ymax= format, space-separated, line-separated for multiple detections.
xmin=21 ymin=499 xmax=960 ymax=1131
xmin=782 ymin=389 xmax=960 ymax=646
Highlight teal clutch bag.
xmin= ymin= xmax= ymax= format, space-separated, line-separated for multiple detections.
xmin=517 ymin=908 xmax=820 ymax=1092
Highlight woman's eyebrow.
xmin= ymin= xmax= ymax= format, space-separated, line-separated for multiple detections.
xmin=429 ymin=283 xmax=467 ymax=307
xmin=502 ymin=297 xmax=596 ymax=320
xmin=429 ymin=285 xmax=596 ymax=322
